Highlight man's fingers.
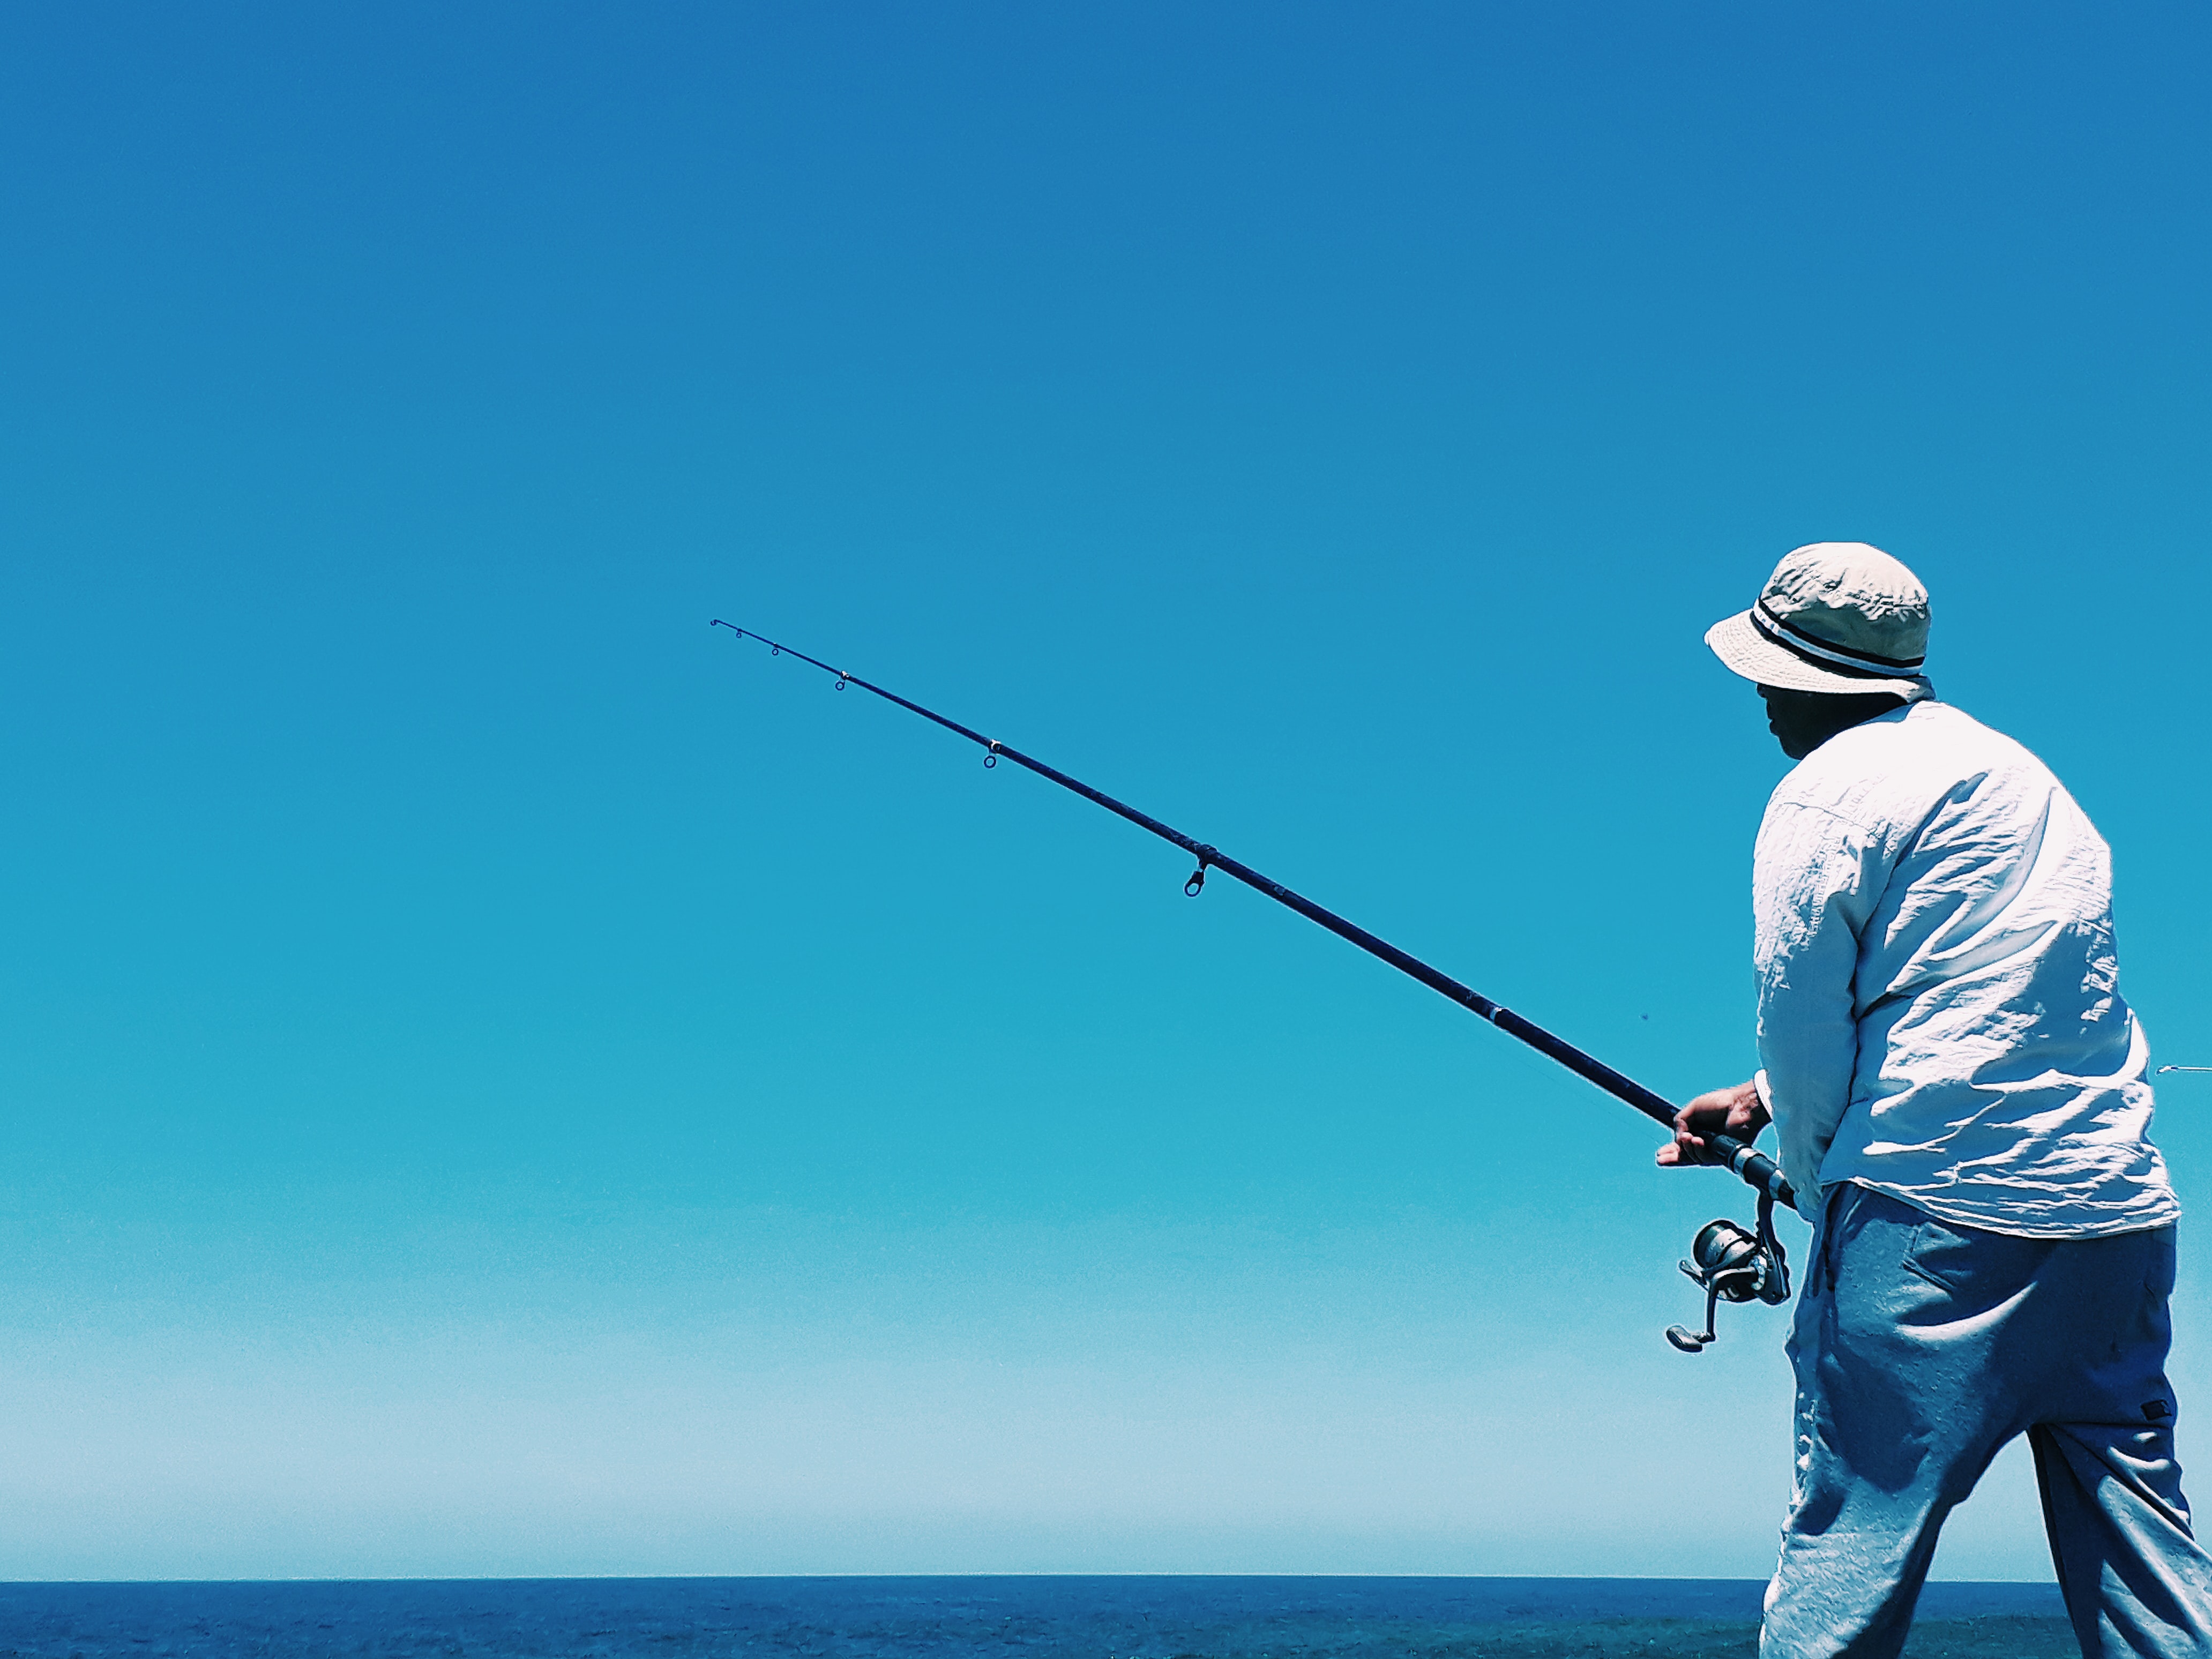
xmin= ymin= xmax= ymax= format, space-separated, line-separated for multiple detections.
xmin=1661 ymin=1081 xmax=1763 ymax=1167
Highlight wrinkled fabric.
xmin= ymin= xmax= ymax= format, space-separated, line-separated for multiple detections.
xmin=1752 ymin=699 xmax=2177 ymax=1236
xmin=1762 ymin=1185 xmax=2212 ymax=1658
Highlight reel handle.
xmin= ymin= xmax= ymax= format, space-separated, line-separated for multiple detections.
xmin=1667 ymin=1320 xmax=1715 ymax=1354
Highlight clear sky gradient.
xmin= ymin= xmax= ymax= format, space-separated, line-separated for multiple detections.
xmin=3 ymin=3 xmax=2209 ymax=1581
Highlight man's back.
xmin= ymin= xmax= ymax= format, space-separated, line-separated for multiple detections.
xmin=1754 ymin=697 xmax=2176 ymax=1236
xmin=1695 ymin=544 xmax=2208 ymax=1658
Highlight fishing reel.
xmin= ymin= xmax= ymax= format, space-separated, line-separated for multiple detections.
xmin=1666 ymin=1190 xmax=1791 ymax=1354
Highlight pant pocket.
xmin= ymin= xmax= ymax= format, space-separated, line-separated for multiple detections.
xmin=2144 ymin=1225 xmax=2177 ymax=1298
xmin=1902 ymin=1213 xmax=2054 ymax=1306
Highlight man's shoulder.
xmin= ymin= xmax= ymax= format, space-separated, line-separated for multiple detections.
xmin=1765 ymin=700 xmax=2045 ymax=831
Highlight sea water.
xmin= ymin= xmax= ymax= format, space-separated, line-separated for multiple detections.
xmin=0 ymin=1575 xmax=2074 ymax=1657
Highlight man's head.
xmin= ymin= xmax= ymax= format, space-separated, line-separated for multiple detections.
xmin=1708 ymin=542 xmax=1933 ymax=758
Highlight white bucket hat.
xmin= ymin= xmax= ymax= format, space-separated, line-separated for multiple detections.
xmin=1706 ymin=542 xmax=1933 ymax=699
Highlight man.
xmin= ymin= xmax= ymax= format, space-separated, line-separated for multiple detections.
xmin=1660 ymin=542 xmax=2212 ymax=1657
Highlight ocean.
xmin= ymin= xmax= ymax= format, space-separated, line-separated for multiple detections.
xmin=0 ymin=1575 xmax=2075 ymax=1657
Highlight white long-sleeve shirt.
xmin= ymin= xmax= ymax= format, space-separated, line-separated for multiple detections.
xmin=1752 ymin=699 xmax=2176 ymax=1237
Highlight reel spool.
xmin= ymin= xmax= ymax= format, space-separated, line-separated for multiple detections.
xmin=1666 ymin=1190 xmax=1791 ymax=1353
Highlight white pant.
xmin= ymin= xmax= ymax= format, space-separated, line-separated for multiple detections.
xmin=1763 ymin=1184 xmax=2212 ymax=1658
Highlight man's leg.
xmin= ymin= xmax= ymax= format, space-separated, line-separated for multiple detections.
xmin=1760 ymin=1187 xmax=2044 ymax=1659
xmin=2030 ymin=1226 xmax=2212 ymax=1657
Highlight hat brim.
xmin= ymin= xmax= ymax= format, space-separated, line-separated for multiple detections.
xmin=1705 ymin=610 xmax=1931 ymax=699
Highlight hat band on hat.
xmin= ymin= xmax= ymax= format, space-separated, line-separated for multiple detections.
xmin=1752 ymin=600 xmax=1925 ymax=678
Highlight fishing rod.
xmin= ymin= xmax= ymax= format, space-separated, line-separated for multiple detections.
xmin=713 ymin=618 xmax=1792 ymax=1351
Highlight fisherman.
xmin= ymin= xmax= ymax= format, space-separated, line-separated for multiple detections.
xmin=1660 ymin=542 xmax=2212 ymax=1657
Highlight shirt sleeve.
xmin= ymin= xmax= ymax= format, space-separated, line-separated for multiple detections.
xmin=1753 ymin=798 xmax=1892 ymax=1219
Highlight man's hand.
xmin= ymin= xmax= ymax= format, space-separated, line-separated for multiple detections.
xmin=1655 ymin=1079 xmax=1771 ymax=1167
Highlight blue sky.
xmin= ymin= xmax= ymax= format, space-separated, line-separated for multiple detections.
xmin=2 ymin=2 xmax=2209 ymax=1581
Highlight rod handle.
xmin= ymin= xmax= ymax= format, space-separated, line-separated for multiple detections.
xmin=1704 ymin=1131 xmax=1795 ymax=1212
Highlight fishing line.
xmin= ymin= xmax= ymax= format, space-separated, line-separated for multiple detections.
xmin=714 ymin=618 xmax=1791 ymax=1348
